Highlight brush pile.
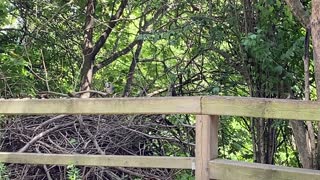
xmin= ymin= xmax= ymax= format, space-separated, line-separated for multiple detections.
xmin=0 ymin=114 xmax=195 ymax=179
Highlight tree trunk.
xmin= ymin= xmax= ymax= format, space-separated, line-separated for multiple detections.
xmin=122 ymin=41 xmax=143 ymax=97
xmin=241 ymin=0 xmax=278 ymax=164
xmin=290 ymin=120 xmax=313 ymax=168
xmin=80 ymin=0 xmax=95 ymax=98
xmin=289 ymin=28 xmax=315 ymax=169
xmin=311 ymin=2 xmax=320 ymax=99
xmin=284 ymin=0 xmax=320 ymax=169
xmin=311 ymin=0 xmax=320 ymax=169
xmin=242 ymin=0 xmax=255 ymax=34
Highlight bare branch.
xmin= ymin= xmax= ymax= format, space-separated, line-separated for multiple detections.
xmin=93 ymin=3 xmax=169 ymax=73
xmin=94 ymin=40 xmax=141 ymax=72
xmin=91 ymin=0 xmax=128 ymax=58
xmin=18 ymin=122 xmax=74 ymax=153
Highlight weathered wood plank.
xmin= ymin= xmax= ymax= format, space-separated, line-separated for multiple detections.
xmin=0 ymin=97 xmax=201 ymax=115
xmin=2 ymin=96 xmax=320 ymax=121
xmin=202 ymin=96 xmax=320 ymax=121
xmin=209 ymin=159 xmax=320 ymax=180
xmin=0 ymin=152 xmax=194 ymax=169
xmin=195 ymin=115 xmax=219 ymax=180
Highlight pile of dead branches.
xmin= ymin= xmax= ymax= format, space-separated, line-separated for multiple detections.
xmin=0 ymin=114 xmax=195 ymax=179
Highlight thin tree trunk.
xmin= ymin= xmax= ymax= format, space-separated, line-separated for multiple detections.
xmin=79 ymin=0 xmax=128 ymax=98
xmin=289 ymin=29 xmax=314 ymax=168
xmin=317 ymin=122 xmax=320 ymax=168
xmin=251 ymin=117 xmax=257 ymax=162
xmin=242 ymin=0 xmax=255 ymax=34
xmin=242 ymin=0 xmax=268 ymax=164
xmin=267 ymin=120 xmax=276 ymax=164
xmin=123 ymin=41 xmax=143 ymax=97
xmin=304 ymin=28 xmax=316 ymax=169
xmin=80 ymin=0 xmax=95 ymax=98
xmin=304 ymin=28 xmax=311 ymax=101
xmin=290 ymin=120 xmax=312 ymax=168
xmin=258 ymin=118 xmax=265 ymax=163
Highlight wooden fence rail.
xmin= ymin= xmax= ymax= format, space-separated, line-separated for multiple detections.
xmin=209 ymin=159 xmax=320 ymax=180
xmin=0 ymin=152 xmax=194 ymax=169
xmin=1 ymin=96 xmax=320 ymax=121
xmin=1 ymin=96 xmax=320 ymax=179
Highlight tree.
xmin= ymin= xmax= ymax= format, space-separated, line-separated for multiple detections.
xmin=284 ymin=0 xmax=320 ymax=169
xmin=0 ymin=0 xmax=317 ymax=178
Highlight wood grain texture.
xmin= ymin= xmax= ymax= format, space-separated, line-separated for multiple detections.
xmin=0 ymin=97 xmax=201 ymax=115
xmin=195 ymin=115 xmax=219 ymax=180
xmin=202 ymin=96 xmax=320 ymax=121
xmin=209 ymin=159 xmax=320 ymax=180
xmin=0 ymin=152 xmax=194 ymax=169
xmin=1 ymin=96 xmax=320 ymax=121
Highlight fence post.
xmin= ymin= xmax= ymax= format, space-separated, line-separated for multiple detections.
xmin=195 ymin=115 xmax=219 ymax=180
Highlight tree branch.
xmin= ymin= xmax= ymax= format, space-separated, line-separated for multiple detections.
xmin=91 ymin=0 xmax=128 ymax=58
xmin=93 ymin=39 xmax=141 ymax=72
xmin=18 ymin=122 xmax=74 ymax=153
xmin=93 ymin=3 xmax=169 ymax=73
xmin=284 ymin=0 xmax=310 ymax=27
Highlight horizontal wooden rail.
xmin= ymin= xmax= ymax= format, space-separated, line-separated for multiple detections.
xmin=1 ymin=96 xmax=320 ymax=121
xmin=202 ymin=96 xmax=320 ymax=121
xmin=0 ymin=97 xmax=201 ymax=115
xmin=0 ymin=152 xmax=194 ymax=169
xmin=209 ymin=159 xmax=320 ymax=180
xmin=1 ymin=97 xmax=320 ymax=179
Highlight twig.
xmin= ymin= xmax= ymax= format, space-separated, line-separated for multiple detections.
xmin=104 ymin=169 xmax=122 ymax=180
xmin=115 ymin=167 xmax=146 ymax=178
xmin=36 ymin=148 xmax=53 ymax=180
xmin=77 ymin=115 xmax=104 ymax=154
xmin=71 ymin=90 xmax=110 ymax=97
xmin=18 ymin=122 xmax=74 ymax=152
xmin=35 ymin=115 xmax=67 ymax=131
xmin=37 ymin=91 xmax=69 ymax=97
xmin=122 ymin=126 xmax=195 ymax=146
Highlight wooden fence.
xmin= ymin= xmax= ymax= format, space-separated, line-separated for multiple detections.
xmin=1 ymin=96 xmax=320 ymax=179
